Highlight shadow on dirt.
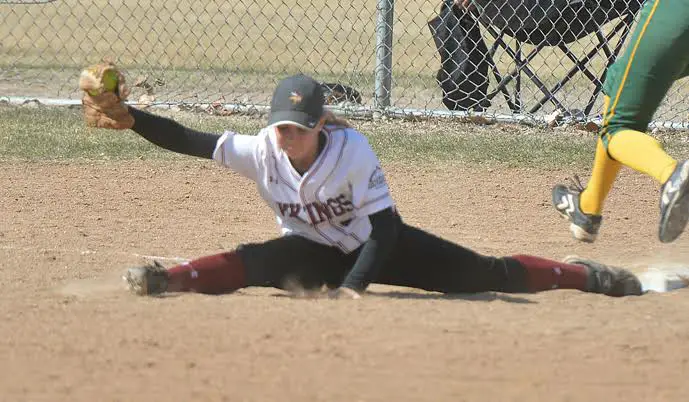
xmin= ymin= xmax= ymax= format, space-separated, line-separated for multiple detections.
xmin=369 ymin=291 xmax=538 ymax=304
xmin=269 ymin=289 xmax=538 ymax=304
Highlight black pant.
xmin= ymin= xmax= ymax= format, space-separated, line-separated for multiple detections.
xmin=238 ymin=223 xmax=527 ymax=294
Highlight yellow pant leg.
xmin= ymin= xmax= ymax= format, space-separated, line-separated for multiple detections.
xmin=607 ymin=129 xmax=677 ymax=184
xmin=579 ymin=138 xmax=622 ymax=215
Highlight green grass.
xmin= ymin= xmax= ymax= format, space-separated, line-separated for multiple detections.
xmin=5 ymin=104 xmax=689 ymax=168
xmin=0 ymin=105 xmax=260 ymax=161
xmin=362 ymin=120 xmax=598 ymax=167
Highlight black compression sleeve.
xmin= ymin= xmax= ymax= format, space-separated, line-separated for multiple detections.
xmin=341 ymin=207 xmax=401 ymax=291
xmin=129 ymin=107 xmax=221 ymax=159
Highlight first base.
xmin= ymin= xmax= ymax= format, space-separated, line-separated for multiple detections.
xmin=637 ymin=265 xmax=689 ymax=293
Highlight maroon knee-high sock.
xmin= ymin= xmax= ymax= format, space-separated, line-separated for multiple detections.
xmin=511 ymin=254 xmax=589 ymax=292
xmin=166 ymin=251 xmax=246 ymax=294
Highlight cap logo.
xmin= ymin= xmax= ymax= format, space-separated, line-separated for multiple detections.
xmin=288 ymin=91 xmax=302 ymax=105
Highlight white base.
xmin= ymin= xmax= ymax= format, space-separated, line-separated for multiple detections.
xmin=637 ymin=265 xmax=689 ymax=293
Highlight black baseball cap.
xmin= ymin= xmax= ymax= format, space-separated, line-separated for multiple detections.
xmin=268 ymin=74 xmax=325 ymax=130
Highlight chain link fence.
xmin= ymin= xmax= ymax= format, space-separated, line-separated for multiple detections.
xmin=1 ymin=0 xmax=687 ymax=127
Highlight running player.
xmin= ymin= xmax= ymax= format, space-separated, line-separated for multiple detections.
xmin=80 ymin=67 xmax=642 ymax=298
xmin=552 ymin=0 xmax=689 ymax=244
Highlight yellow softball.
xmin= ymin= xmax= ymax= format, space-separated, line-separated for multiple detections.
xmin=102 ymin=69 xmax=119 ymax=92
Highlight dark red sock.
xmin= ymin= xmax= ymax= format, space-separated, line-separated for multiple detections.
xmin=511 ymin=254 xmax=589 ymax=292
xmin=167 ymin=251 xmax=246 ymax=294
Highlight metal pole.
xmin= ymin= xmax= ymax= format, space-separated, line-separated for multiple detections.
xmin=374 ymin=0 xmax=394 ymax=113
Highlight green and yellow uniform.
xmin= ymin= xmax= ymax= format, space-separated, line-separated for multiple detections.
xmin=580 ymin=0 xmax=689 ymax=215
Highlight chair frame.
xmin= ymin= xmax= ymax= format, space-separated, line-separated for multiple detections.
xmin=475 ymin=10 xmax=636 ymax=116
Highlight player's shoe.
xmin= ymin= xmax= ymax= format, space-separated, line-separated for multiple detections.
xmin=123 ymin=260 xmax=169 ymax=296
xmin=563 ymin=255 xmax=642 ymax=297
xmin=552 ymin=176 xmax=602 ymax=242
xmin=658 ymin=160 xmax=689 ymax=243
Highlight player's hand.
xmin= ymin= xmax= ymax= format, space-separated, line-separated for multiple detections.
xmin=328 ymin=287 xmax=362 ymax=300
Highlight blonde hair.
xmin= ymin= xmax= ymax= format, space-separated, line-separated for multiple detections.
xmin=321 ymin=110 xmax=353 ymax=128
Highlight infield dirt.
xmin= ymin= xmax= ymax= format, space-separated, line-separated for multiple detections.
xmin=2 ymin=160 xmax=689 ymax=401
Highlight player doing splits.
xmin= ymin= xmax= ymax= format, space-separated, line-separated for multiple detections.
xmin=79 ymin=63 xmax=643 ymax=298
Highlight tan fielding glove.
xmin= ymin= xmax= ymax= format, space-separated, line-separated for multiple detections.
xmin=79 ymin=62 xmax=134 ymax=129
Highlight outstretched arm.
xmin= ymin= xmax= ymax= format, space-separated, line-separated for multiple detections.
xmin=129 ymin=107 xmax=221 ymax=159
xmin=338 ymin=207 xmax=401 ymax=293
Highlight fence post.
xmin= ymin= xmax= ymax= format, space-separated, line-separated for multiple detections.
xmin=374 ymin=0 xmax=395 ymax=113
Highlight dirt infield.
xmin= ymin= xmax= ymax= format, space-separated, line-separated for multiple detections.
xmin=3 ymin=160 xmax=689 ymax=402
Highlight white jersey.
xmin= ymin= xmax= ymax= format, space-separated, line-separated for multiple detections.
xmin=212 ymin=125 xmax=395 ymax=253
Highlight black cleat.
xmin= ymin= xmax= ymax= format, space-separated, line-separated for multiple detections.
xmin=123 ymin=260 xmax=169 ymax=296
xmin=552 ymin=176 xmax=602 ymax=243
xmin=564 ymin=255 xmax=642 ymax=297
xmin=658 ymin=160 xmax=689 ymax=243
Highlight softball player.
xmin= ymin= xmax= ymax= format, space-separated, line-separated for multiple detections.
xmin=79 ymin=68 xmax=642 ymax=298
xmin=553 ymin=0 xmax=689 ymax=244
